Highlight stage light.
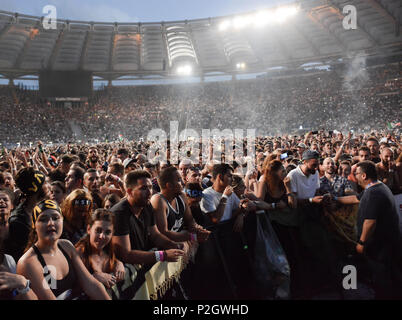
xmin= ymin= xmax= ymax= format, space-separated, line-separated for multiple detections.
xmin=219 ymin=5 xmax=299 ymax=31
xmin=236 ymin=62 xmax=246 ymax=70
xmin=253 ymin=10 xmax=273 ymax=28
xmin=177 ymin=65 xmax=192 ymax=75
xmin=275 ymin=6 xmax=299 ymax=23
xmin=219 ymin=20 xmax=231 ymax=31
xmin=233 ymin=15 xmax=251 ymax=29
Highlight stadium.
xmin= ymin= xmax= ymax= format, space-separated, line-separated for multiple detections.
xmin=0 ymin=0 xmax=401 ymax=303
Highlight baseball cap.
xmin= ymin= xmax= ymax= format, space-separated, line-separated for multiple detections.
xmin=302 ymin=150 xmax=320 ymax=161
xmin=123 ymin=158 xmax=136 ymax=169
xmin=297 ymin=143 xmax=307 ymax=148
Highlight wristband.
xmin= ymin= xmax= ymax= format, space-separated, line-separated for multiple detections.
xmin=357 ymin=240 xmax=365 ymax=246
xmin=155 ymin=250 xmax=164 ymax=262
xmin=309 ymin=198 xmax=313 ymax=203
xmin=15 ymin=279 xmax=30 ymax=295
xmin=190 ymin=233 xmax=197 ymax=242
xmin=271 ymin=202 xmax=276 ymax=209
xmin=222 ymin=194 xmax=229 ymax=200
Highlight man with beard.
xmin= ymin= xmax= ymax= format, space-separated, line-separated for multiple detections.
xmin=286 ymin=150 xmax=323 ymax=206
xmin=354 ymin=161 xmax=401 ymax=298
xmin=185 ymin=166 xmax=202 ymax=186
xmin=376 ymin=147 xmax=400 ymax=194
xmin=86 ymin=147 xmax=100 ymax=169
xmin=111 ymin=170 xmax=185 ymax=265
xmin=65 ymin=167 xmax=84 ymax=195
xmin=83 ymin=168 xmax=103 ymax=209
xmin=3 ymin=168 xmax=49 ymax=261
xmin=319 ymin=158 xmax=354 ymax=197
xmin=366 ymin=137 xmax=381 ymax=164
xmin=348 ymin=146 xmax=371 ymax=185
xmin=286 ymin=150 xmax=345 ymax=297
xmin=151 ymin=166 xmax=210 ymax=242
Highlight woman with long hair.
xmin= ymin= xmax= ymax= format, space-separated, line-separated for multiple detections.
xmin=256 ymin=160 xmax=302 ymax=298
xmin=75 ymin=209 xmax=125 ymax=294
xmin=61 ymin=189 xmax=93 ymax=245
xmin=102 ymin=193 xmax=121 ymax=210
xmin=16 ymin=199 xmax=110 ymax=300
xmin=50 ymin=181 xmax=66 ymax=206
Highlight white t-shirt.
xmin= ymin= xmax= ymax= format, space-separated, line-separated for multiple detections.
xmin=287 ymin=165 xmax=320 ymax=200
xmin=1 ymin=254 xmax=17 ymax=273
xmin=200 ymin=187 xmax=240 ymax=222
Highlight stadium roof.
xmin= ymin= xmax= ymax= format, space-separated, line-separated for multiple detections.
xmin=0 ymin=0 xmax=401 ymax=81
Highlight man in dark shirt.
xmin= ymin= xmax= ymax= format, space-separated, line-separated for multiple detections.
xmin=354 ymin=160 xmax=401 ymax=298
xmin=376 ymin=147 xmax=400 ymax=194
xmin=111 ymin=170 xmax=184 ymax=265
xmin=366 ymin=137 xmax=381 ymax=164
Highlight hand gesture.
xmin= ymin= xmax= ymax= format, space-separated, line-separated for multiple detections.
xmin=311 ymin=196 xmax=323 ymax=204
xmin=93 ymin=272 xmax=116 ymax=289
xmin=164 ymin=249 xmax=184 ymax=262
xmin=0 ymin=272 xmax=28 ymax=291
xmin=114 ymin=261 xmax=125 ymax=282
xmin=195 ymin=227 xmax=211 ymax=242
xmin=223 ymin=186 xmax=233 ymax=197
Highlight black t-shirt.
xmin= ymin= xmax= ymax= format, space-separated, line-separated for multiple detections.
xmin=371 ymin=156 xmax=381 ymax=164
xmin=357 ymin=183 xmax=400 ymax=262
xmin=111 ymin=199 xmax=155 ymax=251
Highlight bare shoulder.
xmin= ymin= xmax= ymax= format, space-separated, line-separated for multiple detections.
xmin=17 ymin=247 xmax=36 ymax=266
xmin=58 ymin=239 xmax=77 ymax=257
xmin=151 ymin=193 xmax=166 ymax=207
xmin=16 ymin=248 xmax=41 ymax=274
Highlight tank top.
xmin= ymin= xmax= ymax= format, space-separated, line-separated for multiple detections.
xmin=159 ymin=194 xmax=185 ymax=232
xmin=263 ymin=186 xmax=287 ymax=204
xmin=263 ymin=184 xmax=298 ymax=227
xmin=32 ymin=243 xmax=77 ymax=300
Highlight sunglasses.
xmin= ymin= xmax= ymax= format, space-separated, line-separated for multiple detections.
xmin=74 ymin=199 xmax=92 ymax=206
xmin=184 ymin=189 xmax=204 ymax=198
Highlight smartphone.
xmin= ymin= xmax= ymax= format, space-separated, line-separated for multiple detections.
xmin=312 ymin=131 xmax=318 ymax=135
xmin=328 ymin=130 xmax=333 ymax=136
xmin=280 ymin=153 xmax=288 ymax=160
xmin=39 ymin=145 xmax=43 ymax=153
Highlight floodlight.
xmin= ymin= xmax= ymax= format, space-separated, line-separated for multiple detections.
xmin=219 ymin=20 xmax=231 ymax=31
xmin=177 ymin=65 xmax=192 ymax=75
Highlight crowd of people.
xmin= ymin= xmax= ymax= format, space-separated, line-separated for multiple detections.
xmin=0 ymin=59 xmax=400 ymax=300
xmin=0 ymin=127 xmax=401 ymax=299
xmin=0 ymin=62 xmax=400 ymax=145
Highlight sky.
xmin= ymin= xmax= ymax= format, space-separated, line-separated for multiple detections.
xmin=0 ymin=0 xmax=294 ymax=23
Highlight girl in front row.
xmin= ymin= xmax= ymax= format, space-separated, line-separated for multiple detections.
xmin=75 ymin=209 xmax=125 ymax=296
xmin=16 ymin=199 xmax=110 ymax=300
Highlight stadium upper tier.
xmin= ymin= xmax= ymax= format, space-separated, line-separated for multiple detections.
xmin=0 ymin=0 xmax=401 ymax=80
